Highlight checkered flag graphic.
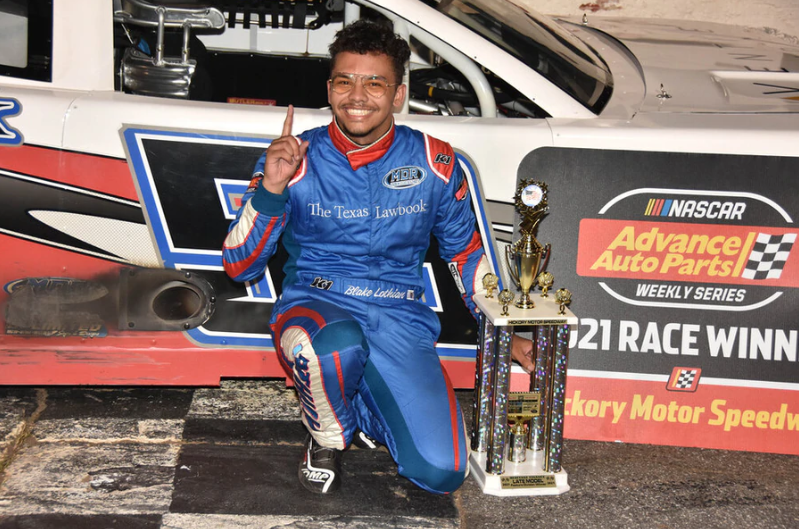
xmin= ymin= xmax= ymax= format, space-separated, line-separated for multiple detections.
xmin=742 ymin=233 xmax=796 ymax=280
xmin=675 ymin=370 xmax=697 ymax=389
xmin=666 ymin=367 xmax=702 ymax=392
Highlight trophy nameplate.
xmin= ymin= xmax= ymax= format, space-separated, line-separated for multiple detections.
xmin=507 ymin=391 xmax=540 ymax=421
xmin=501 ymin=475 xmax=557 ymax=490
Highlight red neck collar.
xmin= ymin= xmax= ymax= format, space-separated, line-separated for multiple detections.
xmin=328 ymin=119 xmax=395 ymax=171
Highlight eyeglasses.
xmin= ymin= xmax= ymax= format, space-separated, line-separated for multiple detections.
xmin=329 ymin=72 xmax=398 ymax=98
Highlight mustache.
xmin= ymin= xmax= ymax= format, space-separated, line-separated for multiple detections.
xmin=340 ymin=103 xmax=376 ymax=109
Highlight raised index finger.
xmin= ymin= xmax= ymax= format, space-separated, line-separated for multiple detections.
xmin=281 ymin=105 xmax=295 ymax=138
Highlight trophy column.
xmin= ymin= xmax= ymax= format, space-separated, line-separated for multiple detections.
xmin=469 ymin=294 xmax=577 ymax=496
xmin=471 ymin=315 xmax=495 ymax=453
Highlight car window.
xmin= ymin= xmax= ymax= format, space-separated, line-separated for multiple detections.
xmin=408 ymin=34 xmax=549 ymax=118
xmin=0 ymin=0 xmax=52 ymax=82
xmin=428 ymin=0 xmax=612 ymax=113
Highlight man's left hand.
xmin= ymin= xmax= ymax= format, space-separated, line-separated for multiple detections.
xmin=511 ymin=334 xmax=534 ymax=373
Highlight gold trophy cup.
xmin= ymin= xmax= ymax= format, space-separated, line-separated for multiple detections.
xmin=505 ymin=180 xmax=551 ymax=309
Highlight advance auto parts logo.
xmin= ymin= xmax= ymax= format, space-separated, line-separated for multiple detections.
xmin=576 ymin=189 xmax=798 ymax=311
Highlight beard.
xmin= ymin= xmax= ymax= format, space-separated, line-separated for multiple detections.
xmin=338 ymin=123 xmax=378 ymax=144
xmin=334 ymin=116 xmax=383 ymax=146
xmin=332 ymin=103 xmax=394 ymax=146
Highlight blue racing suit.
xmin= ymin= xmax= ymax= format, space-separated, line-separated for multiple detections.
xmin=223 ymin=119 xmax=490 ymax=493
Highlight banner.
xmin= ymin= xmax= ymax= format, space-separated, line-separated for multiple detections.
xmin=516 ymin=147 xmax=799 ymax=454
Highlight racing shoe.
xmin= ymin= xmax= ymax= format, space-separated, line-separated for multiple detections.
xmin=352 ymin=429 xmax=381 ymax=450
xmin=298 ymin=434 xmax=342 ymax=494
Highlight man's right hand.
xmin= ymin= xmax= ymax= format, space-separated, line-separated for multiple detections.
xmin=262 ymin=105 xmax=309 ymax=194
xmin=511 ymin=334 xmax=535 ymax=374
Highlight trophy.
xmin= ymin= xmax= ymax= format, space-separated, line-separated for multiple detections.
xmin=556 ymin=288 xmax=572 ymax=315
xmin=505 ymin=180 xmax=551 ymax=309
xmin=538 ymin=271 xmax=554 ymax=298
xmin=483 ymin=273 xmax=499 ymax=299
xmin=468 ymin=180 xmax=576 ymax=497
xmin=498 ymin=289 xmax=514 ymax=316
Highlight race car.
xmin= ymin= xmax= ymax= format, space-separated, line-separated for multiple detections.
xmin=2 ymin=1 xmax=798 ymax=455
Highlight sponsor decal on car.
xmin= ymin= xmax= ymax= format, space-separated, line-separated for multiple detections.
xmin=0 ymin=98 xmax=23 ymax=146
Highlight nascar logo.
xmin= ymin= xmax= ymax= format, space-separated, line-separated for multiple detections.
xmin=644 ymin=198 xmax=745 ymax=220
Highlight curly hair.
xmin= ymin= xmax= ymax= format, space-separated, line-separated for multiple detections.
xmin=329 ymin=20 xmax=411 ymax=84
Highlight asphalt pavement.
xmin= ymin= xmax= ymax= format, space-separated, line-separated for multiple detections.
xmin=1 ymin=380 xmax=798 ymax=529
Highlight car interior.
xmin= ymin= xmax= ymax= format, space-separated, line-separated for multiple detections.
xmin=112 ymin=0 xmax=547 ymax=117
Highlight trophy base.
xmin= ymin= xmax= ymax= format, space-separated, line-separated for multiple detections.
xmin=468 ymin=450 xmax=570 ymax=497
xmin=514 ymin=294 xmax=536 ymax=309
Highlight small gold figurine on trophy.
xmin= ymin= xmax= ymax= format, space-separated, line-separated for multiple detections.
xmin=505 ymin=180 xmax=551 ymax=309
xmin=537 ymin=271 xmax=554 ymax=298
xmin=482 ymin=273 xmax=499 ymax=299
xmin=498 ymin=289 xmax=514 ymax=316
xmin=555 ymin=288 xmax=572 ymax=315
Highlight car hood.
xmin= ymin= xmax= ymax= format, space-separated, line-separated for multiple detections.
xmin=560 ymin=17 xmax=799 ymax=114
